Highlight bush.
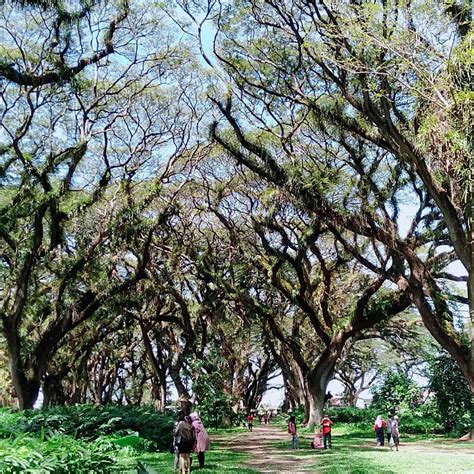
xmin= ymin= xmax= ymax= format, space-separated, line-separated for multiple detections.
xmin=325 ymin=407 xmax=377 ymax=425
xmin=429 ymin=353 xmax=473 ymax=435
xmin=286 ymin=406 xmax=305 ymax=426
xmin=325 ymin=405 xmax=443 ymax=434
xmin=371 ymin=371 xmax=422 ymax=413
xmin=0 ymin=405 xmax=175 ymax=451
xmin=188 ymin=354 xmax=240 ymax=428
xmin=0 ymin=435 xmax=125 ymax=473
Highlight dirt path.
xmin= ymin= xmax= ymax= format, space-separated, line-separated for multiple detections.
xmin=216 ymin=424 xmax=315 ymax=473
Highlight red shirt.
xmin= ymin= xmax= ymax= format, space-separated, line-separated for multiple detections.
xmin=374 ymin=420 xmax=386 ymax=430
xmin=247 ymin=415 xmax=254 ymax=422
xmin=321 ymin=417 xmax=332 ymax=434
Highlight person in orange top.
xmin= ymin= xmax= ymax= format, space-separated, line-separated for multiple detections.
xmin=320 ymin=414 xmax=333 ymax=449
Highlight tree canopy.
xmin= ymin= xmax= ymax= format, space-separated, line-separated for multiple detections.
xmin=0 ymin=0 xmax=471 ymax=431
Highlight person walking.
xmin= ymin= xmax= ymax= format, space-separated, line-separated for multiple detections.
xmin=190 ymin=413 xmax=210 ymax=469
xmin=320 ymin=414 xmax=333 ymax=449
xmin=171 ymin=414 xmax=181 ymax=471
xmin=374 ymin=415 xmax=386 ymax=447
xmin=391 ymin=415 xmax=400 ymax=451
xmin=175 ymin=413 xmax=195 ymax=474
xmin=386 ymin=414 xmax=393 ymax=446
xmin=247 ymin=413 xmax=254 ymax=431
xmin=288 ymin=415 xmax=298 ymax=449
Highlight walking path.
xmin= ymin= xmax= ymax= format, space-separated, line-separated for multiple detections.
xmin=215 ymin=424 xmax=315 ymax=473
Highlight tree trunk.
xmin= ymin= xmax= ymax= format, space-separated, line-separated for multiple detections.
xmin=169 ymin=368 xmax=192 ymax=413
xmin=469 ymin=168 xmax=474 ymax=439
xmin=158 ymin=378 xmax=167 ymax=412
xmin=467 ymin=168 xmax=474 ymax=394
xmin=305 ymin=372 xmax=328 ymax=427
xmin=5 ymin=329 xmax=40 ymax=409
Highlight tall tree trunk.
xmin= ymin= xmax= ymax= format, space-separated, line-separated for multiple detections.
xmin=305 ymin=372 xmax=328 ymax=427
xmin=13 ymin=376 xmax=39 ymax=410
xmin=468 ymin=169 xmax=474 ymax=439
xmin=169 ymin=367 xmax=192 ymax=413
xmin=5 ymin=329 xmax=40 ymax=409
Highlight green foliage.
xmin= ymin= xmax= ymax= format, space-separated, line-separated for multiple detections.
xmin=371 ymin=371 xmax=422 ymax=414
xmin=286 ymin=406 xmax=305 ymax=426
xmin=189 ymin=356 xmax=239 ymax=428
xmin=327 ymin=405 xmax=443 ymax=435
xmin=0 ymin=434 xmax=122 ymax=473
xmin=429 ymin=353 xmax=473 ymax=434
xmin=0 ymin=405 xmax=176 ymax=472
xmin=396 ymin=402 xmax=443 ymax=434
xmin=326 ymin=407 xmax=377 ymax=425
xmin=0 ymin=405 xmax=174 ymax=451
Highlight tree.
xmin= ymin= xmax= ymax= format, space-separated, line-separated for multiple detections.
xmin=179 ymin=166 xmax=411 ymax=424
xmin=336 ymin=313 xmax=438 ymax=406
xmin=205 ymin=0 xmax=471 ymax=390
xmin=0 ymin=1 xmax=196 ymax=408
xmin=1 ymin=0 xmax=128 ymax=86
xmin=429 ymin=353 xmax=472 ymax=434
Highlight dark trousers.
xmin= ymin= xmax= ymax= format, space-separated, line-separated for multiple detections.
xmin=376 ymin=428 xmax=384 ymax=446
xmin=197 ymin=451 xmax=205 ymax=468
xmin=323 ymin=432 xmax=331 ymax=449
xmin=387 ymin=432 xmax=392 ymax=444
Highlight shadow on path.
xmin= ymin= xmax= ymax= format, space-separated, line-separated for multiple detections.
xmin=215 ymin=424 xmax=317 ymax=473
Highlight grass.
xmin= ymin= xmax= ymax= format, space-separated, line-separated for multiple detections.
xmin=113 ymin=427 xmax=258 ymax=474
xmin=308 ymin=437 xmax=474 ymax=474
xmin=130 ymin=450 xmax=257 ymax=473
xmin=270 ymin=427 xmax=474 ymax=474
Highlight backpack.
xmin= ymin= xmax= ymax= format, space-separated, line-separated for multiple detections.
xmin=177 ymin=421 xmax=194 ymax=442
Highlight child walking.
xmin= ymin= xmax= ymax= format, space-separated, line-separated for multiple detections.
xmin=288 ymin=415 xmax=298 ymax=449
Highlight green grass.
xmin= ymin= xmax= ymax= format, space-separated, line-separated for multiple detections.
xmin=270 ymin=428 xmax=474 ymax=474
xmin=113 ymin=427 xmax=258 ymax=474
xmin=126 ymin=450 xmax=258 ymax=473
xmin=308 ymin=439 xmax=474 ymax=474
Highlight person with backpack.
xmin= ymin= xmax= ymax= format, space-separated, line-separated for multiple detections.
xmin=320 ymin=414 xmax=333 ymax=449
xmin=190 ymin=413 xmax=210 ymax=469
xmin=175 ymin=413 xmax=195 ymax=474
xmin=288 ymin=415 xmax=298 ymax=449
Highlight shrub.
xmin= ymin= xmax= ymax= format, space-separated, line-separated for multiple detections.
xmin=371 ymin=371 xmax=423 ymax=414
xmin=1 ymin=405 xmax=175 ymax=451
xmin=325 ymin=407 xmax=377 ymax=425
xmin=286 ymin=407 xmax=305 ymax=426
xmin=429 ymin=353 xmax=473 ymax=435
xmin=188 ymin=354 xmax=240 ymax=428
xmin=0 ymin=435 xmax=122 ymax=473
xmin=325 ymin=405 xmax=443 ymax=434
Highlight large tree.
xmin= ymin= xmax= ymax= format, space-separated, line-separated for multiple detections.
xmin=205 ymin=0 xmax=472 ymax=389
xmin=0 ymin=0 xmax=197 ymax=408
